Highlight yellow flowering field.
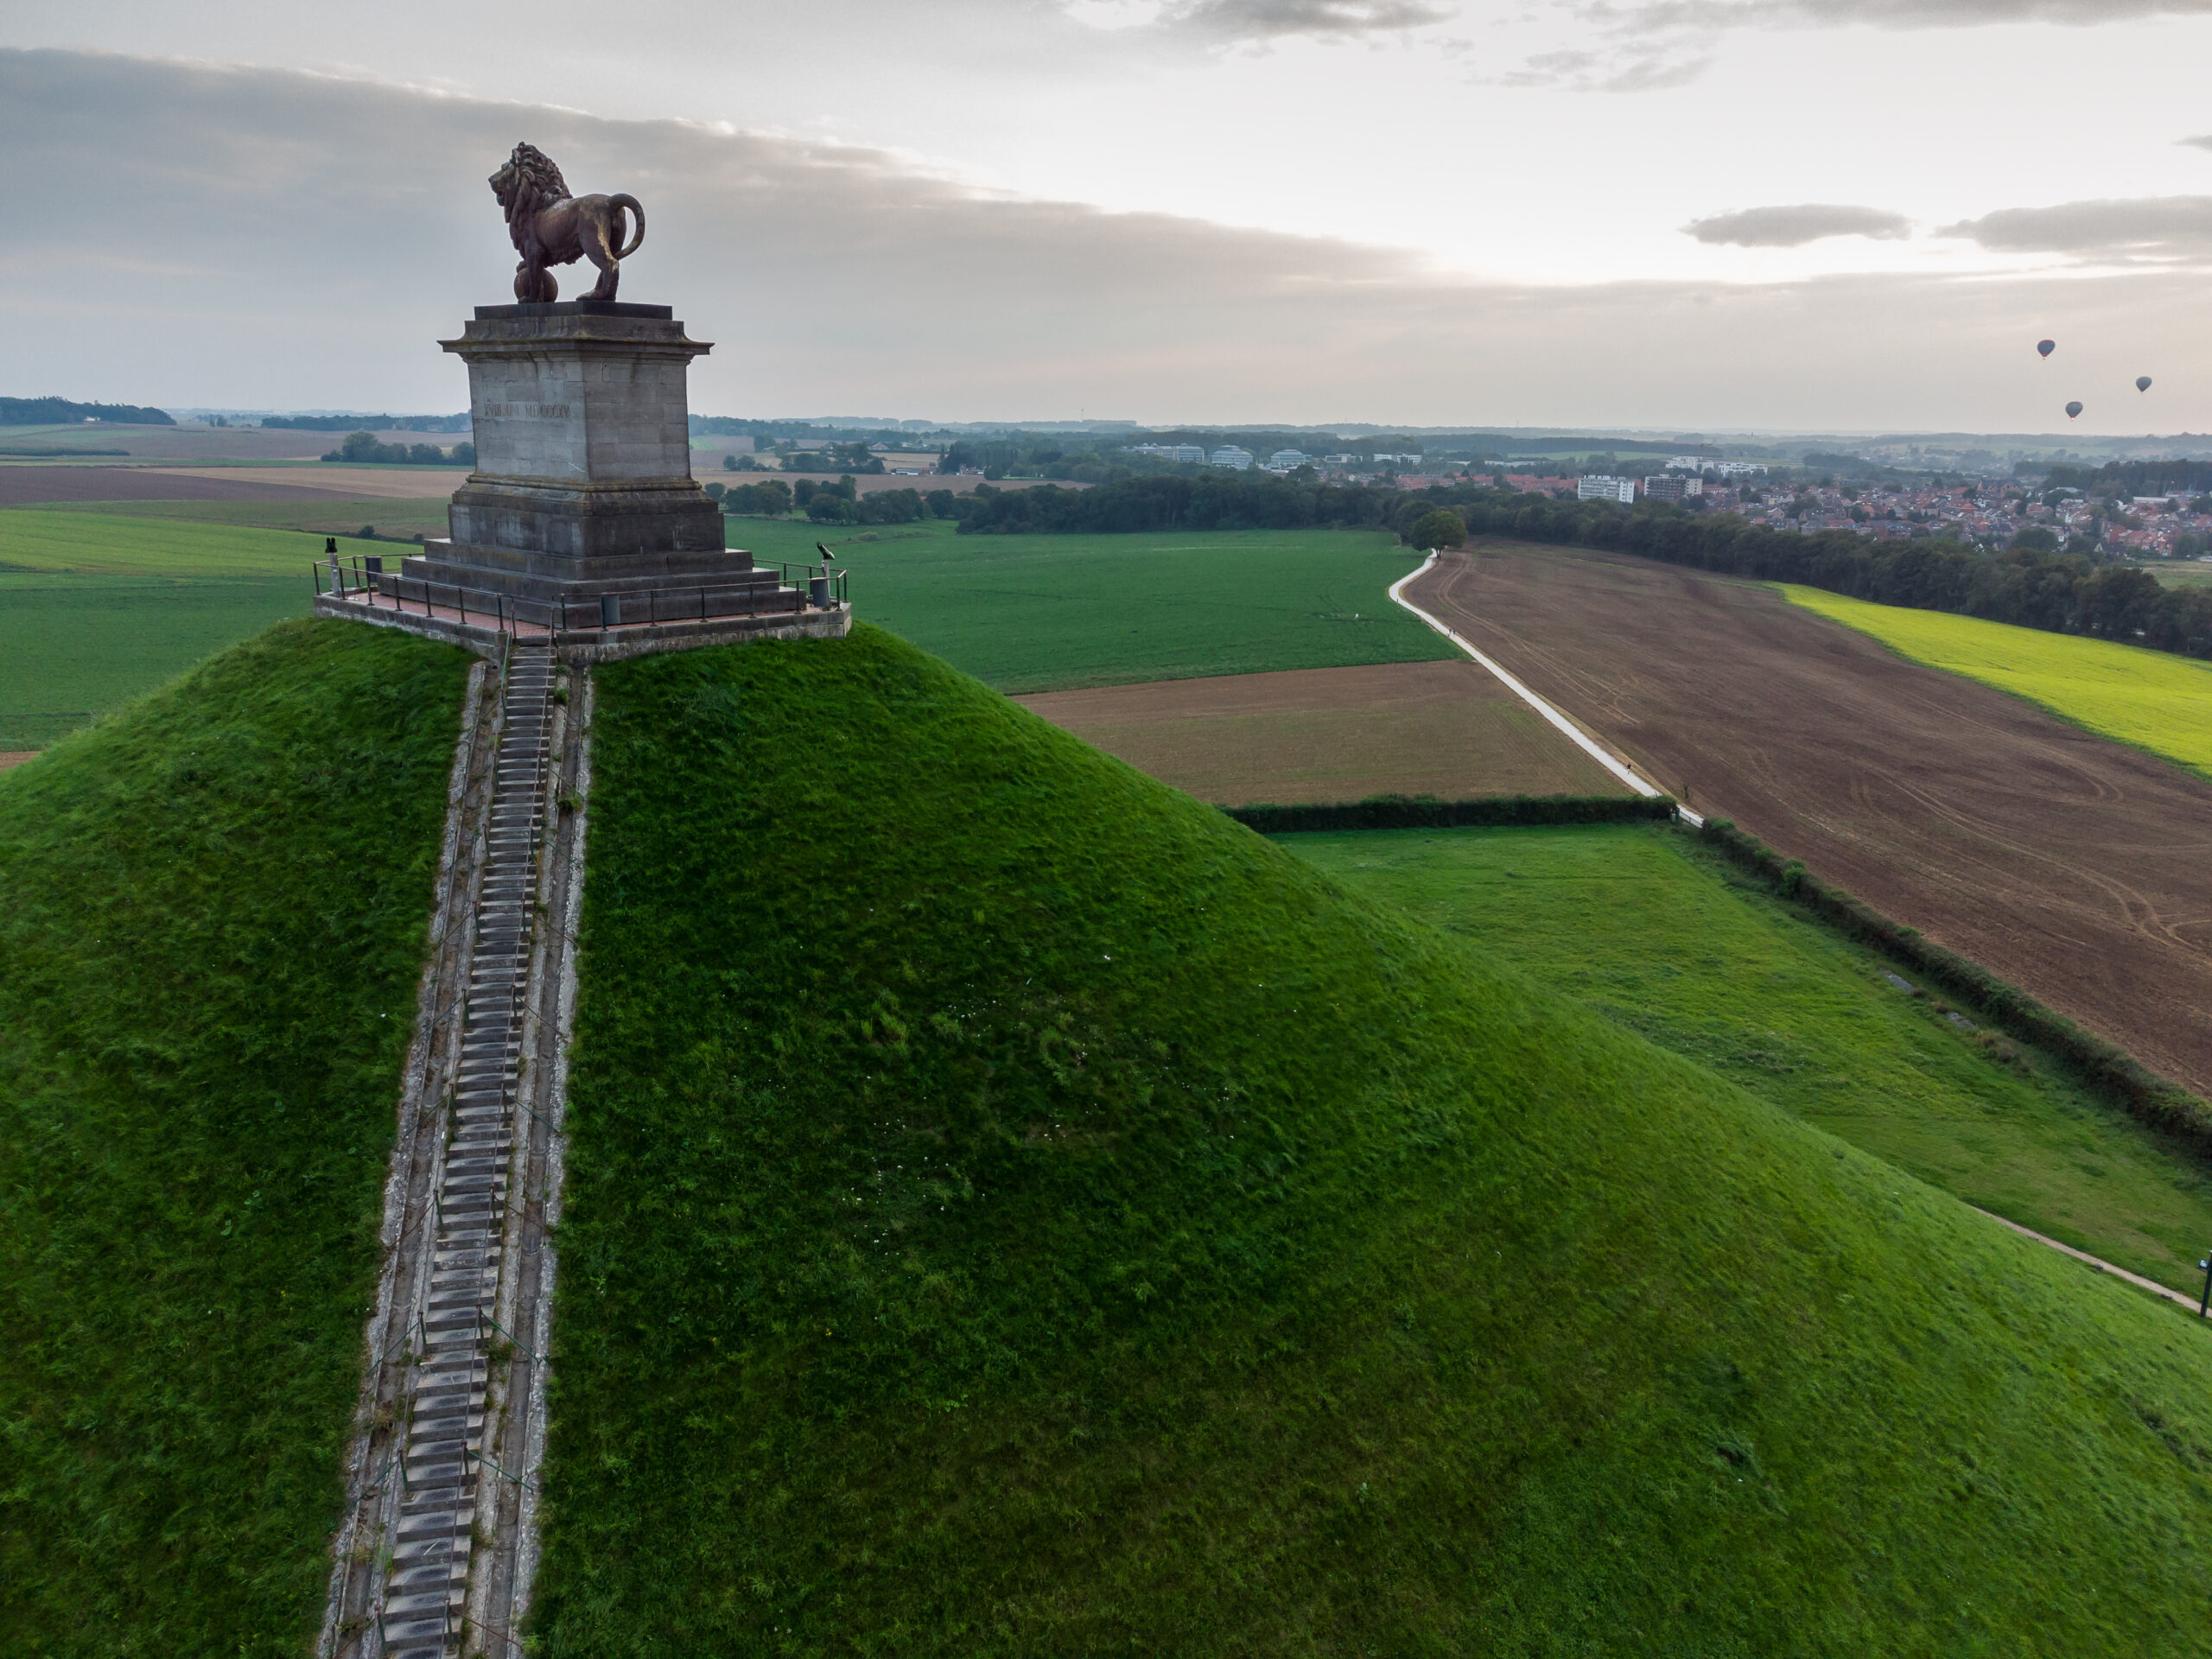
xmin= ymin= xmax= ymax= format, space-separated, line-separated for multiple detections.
xmin=1783 ymin=584 xmax=2212 ymax=775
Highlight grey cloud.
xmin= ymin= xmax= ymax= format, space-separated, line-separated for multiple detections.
xmin=1527 ymin=0 xmax=2209 ymax=93
xmin=7 ymin=48 xmax=2212 ymax=431
xmin=1683 ymin=204 xmax=1912 ymax=247
xmin=1501 ymin=41 xmax=1714 ymax=89
xmin=1936 ymin=196 xmax=2212 ymax=257
xmin=2179 ymin=134 xmax=2212 ymax=152
xmin=1580 ymin=0 xmax=2212 ymax=30
xmin=1157 ymin=0 xmax=1455 ymax=36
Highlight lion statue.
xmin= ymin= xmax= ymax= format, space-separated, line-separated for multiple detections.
xmin=489 ymin=143 xmax=645 ymax=304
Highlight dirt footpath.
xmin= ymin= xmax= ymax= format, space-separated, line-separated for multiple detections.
xmin=1410 ymin=543 xmax=2212 ymax=1095
xmin=1017 ymin=660 xmax=1621 ymax=804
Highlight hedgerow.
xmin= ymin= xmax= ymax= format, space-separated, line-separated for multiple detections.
xmin=1225 ymin=792 xmax=1672 ymax=833
xmin=1694 ymin=817 xmax=2212 ymax=1148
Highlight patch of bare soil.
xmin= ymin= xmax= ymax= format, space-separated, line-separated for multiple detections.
xmin=0 ymin=467 xmax=357 ymax=505
xmin=0 ymin=752 xmax=35 ymax=772
xmin=1016 ymin=660 xmax=1622 ymax=805
xmin=1410 ymin=543 xmax=2212 ymax=1095
xmin=0 ymin=424 xmax=465 ymax=462
xmin=137 ymin=467 xmax=465 ymax=499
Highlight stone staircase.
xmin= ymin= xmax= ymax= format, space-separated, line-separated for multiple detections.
xmin=377 ymin=644 xmax=555 ymax=1656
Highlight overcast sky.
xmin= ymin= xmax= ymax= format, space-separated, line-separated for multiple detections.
xmin=8 ymin=3 xmax=2212 ymax=430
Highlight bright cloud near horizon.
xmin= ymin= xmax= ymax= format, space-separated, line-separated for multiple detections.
xmin=7 ymin=2 xmax=2212 ymax=432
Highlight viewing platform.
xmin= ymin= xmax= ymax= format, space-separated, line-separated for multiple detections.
xmin=312 ymin=552 xmax=851 ymax=663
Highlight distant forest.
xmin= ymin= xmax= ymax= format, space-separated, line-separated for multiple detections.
xmin=1 ymin=396 xmax=174 ymax=427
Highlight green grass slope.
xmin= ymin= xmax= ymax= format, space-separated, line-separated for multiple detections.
xmin=0 ymin=620 xmax=470 ymax=1652
xmin=1287 ymin=822 xmax=2212 ymax=1296
xmin=537 ymin=623 xmax=2212 ymax=1655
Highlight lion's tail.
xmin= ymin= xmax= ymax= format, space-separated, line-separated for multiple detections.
xmin=611 ymin=194 xmax=645 ymax=260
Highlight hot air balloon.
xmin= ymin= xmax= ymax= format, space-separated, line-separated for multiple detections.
xmin=2037 ymin=340 xmax=2056 ymax=359
xmin=2065 ymin=401 xmax=2083 ymax=420
xmin=2137 ymin=376 xmax=2153 ymax=392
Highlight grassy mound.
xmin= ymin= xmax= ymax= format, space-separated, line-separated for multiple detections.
xmin=0 ymin=620 xmax=470 ymax=1651
xmin=537 ymin=624 xmax=2212 ymax=1654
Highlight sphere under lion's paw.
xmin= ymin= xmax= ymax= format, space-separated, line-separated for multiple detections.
xmin=513 ymin=266 xmax=558 ymax=303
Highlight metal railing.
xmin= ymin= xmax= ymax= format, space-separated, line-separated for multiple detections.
xmin=312 ymin=553 xmax=848 ymax=635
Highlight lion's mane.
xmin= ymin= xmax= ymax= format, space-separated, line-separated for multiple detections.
xmin=497 ymin=143 xmax=572 ymax=247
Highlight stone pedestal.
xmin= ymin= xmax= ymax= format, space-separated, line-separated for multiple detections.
xmin=401 ymin=300 xmax=774 ymax=606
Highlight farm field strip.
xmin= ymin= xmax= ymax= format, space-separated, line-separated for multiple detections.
xmin=1016 ymin=659 xmax=1622 ymax=804
xmin=1289 ymin=821 xmax=2212 ymax=1296
xmin=746 ymin=519 xmax=1450 ymax=693
xmin=20 ymin=494 xmax=455 ymax=536
xmin=1389 ymin=552 xmax=1690 ymax=814
xmin=0 ymin=509 xmax=372 ymax=576
xmin=0 ymin=571 xmax=312 ymax=748
xmin=1783 ymin=583 xmax=2212 ymax=777
xmin=1408 ymin=542 xmax=2212 ymax=1098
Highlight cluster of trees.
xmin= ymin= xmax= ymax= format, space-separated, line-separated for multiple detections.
xmin=795 ymin=476 xmax=961 ymax=526
xmin=321 ymin=430 xmax=474 ymax=466
xmin=1 ymin=396 xmax=173 ymax=427
xmin=709 ymin=474 xmax=964 ymax=527
xmin=711 ymin=478 xmax=793 ymax=517
xmin=2044 ymin=457 xmax=2212 ymax=500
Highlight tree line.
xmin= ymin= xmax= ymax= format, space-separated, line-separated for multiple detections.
xmin=1 ymin=396 xmax=174 ymax=427
xmin=945 ymin=471 xmax=2212 ymax=661
xmin=321 ymin=430 xmax=474 ymax=466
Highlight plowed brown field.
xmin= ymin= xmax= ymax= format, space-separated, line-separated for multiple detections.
xmin=0 ymin=467 xmax=352 ymax=505
xmin=1409 ymin=543 xmax=2212 ymax=1094
xmin=1016 ymin=660 xmax=1621 ymax=804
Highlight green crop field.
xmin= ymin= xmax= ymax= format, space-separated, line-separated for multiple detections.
xmin=0 ymin=573 xmax=310 ymax=749
xmin=0 ymin=508 xmax=357 ymax=577
xmin=728 ymin=516 xmax=1450 ymax=691
xmin=25 ymin=496 xmax=455 ymax=537
xmin=533 ymin=623 xmax=2212 ymax=1653
xmin=0 ymin=620 xmax=471 ymax=1649
xmin=1287 ymin=821 xmax=2212 ymax=1295
xmin=1784 ymin=582 xmax=2212 ymax=775
xmin=0 ymin=513 xmax=390 ymax=747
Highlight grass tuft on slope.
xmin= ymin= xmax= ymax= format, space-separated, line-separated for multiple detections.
xmin=0 ymin=620 xmax=470 ymax=1653
xmin=538 ymin=622 xmax=2212 ymax=1655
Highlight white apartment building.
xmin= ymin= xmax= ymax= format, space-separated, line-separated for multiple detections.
xmin=1129 ymin=442 xmax=1208 ymax=464
xmin=1578 ymin=475 xmax=1637 ymax=504
xmin=1211 ymin=446 xmax=1255 ymax=471
xmin=1266 ymin=448 xmax=1311 ymax=471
